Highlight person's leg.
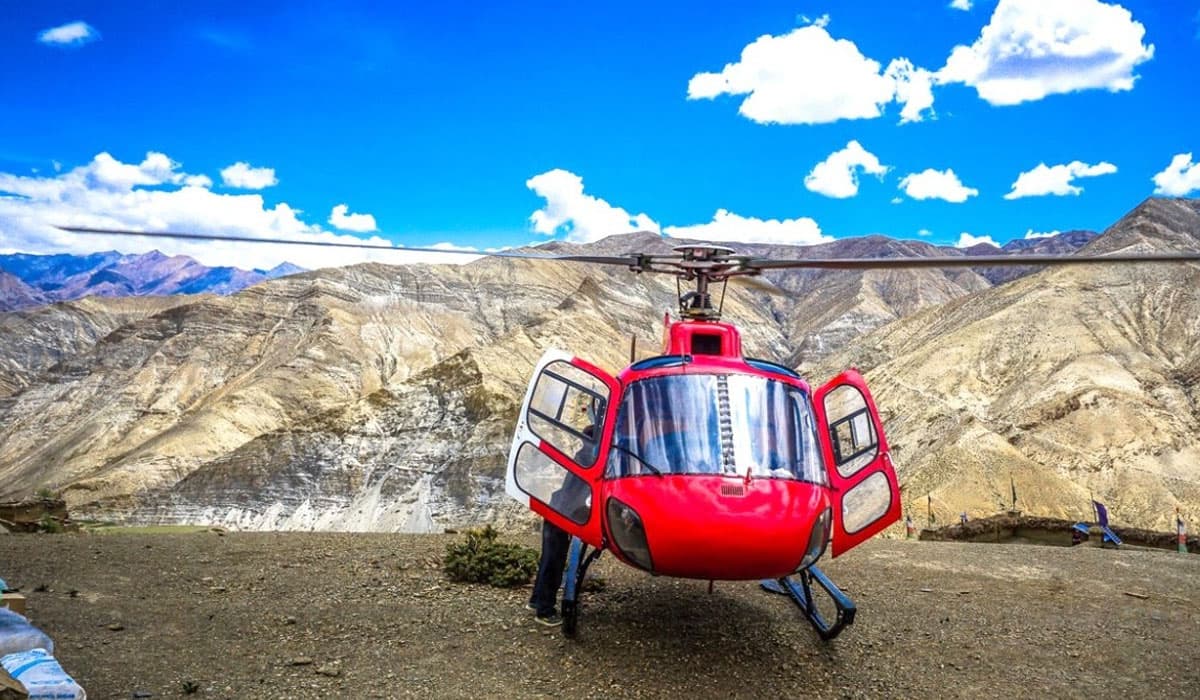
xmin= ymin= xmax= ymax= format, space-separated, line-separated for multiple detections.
xmin=530 ymin=519 xmax=570 ymax=617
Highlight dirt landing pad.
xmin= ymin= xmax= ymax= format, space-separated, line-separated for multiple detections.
xmin=1 ymin=533 xmax=1197 ymax=698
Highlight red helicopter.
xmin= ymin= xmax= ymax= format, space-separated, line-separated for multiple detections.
xmin=59 ymin=226 xmax=1200 ymax=640
xmin=506 ymin=245 xmax=894 ymax=640
xmin=499 ymin=241 xmax=1200 ymax=639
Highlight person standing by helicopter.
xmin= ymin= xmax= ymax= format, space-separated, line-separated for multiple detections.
xmin=527 ymin=425 xmax=597 ymax=626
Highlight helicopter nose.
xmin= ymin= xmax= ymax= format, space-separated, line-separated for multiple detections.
xmin=603 ymin=476 xmax=830 ymax=580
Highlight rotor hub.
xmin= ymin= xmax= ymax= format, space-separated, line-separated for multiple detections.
xmin=663 ymin=245 xmax=748 ymax=321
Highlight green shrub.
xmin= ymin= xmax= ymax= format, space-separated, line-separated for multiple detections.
xmin=37 ymin=514 xmax=64 ymax=534
xmin=444 ymin=526 xmax=538 ymax=588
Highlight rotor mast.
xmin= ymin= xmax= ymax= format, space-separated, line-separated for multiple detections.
xmin=664 ymin=244 xmax=745 ymax=322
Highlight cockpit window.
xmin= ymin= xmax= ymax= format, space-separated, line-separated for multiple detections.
xmin=606 ymin=373 xmax=828 ymax=485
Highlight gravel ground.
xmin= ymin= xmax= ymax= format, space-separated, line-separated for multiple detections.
xmin=1 ymin=531 xmax=1198 ymax=699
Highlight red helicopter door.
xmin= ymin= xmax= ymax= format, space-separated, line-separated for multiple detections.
xmin=506 ymin=349 xmax=619 ymax=548
xmin=814 ymin=370 xmax=901 ymax=557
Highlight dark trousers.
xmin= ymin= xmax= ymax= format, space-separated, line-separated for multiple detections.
xmin=530 ymin=519 xmax=570 ymax=616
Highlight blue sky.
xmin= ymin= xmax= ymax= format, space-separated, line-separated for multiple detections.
xmin=1 ymin=0 xmax=1198 ymax=269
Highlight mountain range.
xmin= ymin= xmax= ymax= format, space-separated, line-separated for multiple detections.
xmin=1 ymin=200 xmax=1196 ymax=533
xmin=0 ymin=250 xmax=304 ymax=312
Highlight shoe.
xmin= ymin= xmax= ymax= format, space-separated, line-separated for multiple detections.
xmin=534 ymin=612 xmax=563 ymax=627
xmin=524 ymin=602 xmax=536 ymax=612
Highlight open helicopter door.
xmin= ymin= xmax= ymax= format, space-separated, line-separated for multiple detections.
xmin=814 ymin=370 xmax=901 ymax=557
xmin=506 ymin=349 xmax=619 ymax=548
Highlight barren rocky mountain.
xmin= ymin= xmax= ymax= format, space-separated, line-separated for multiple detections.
xmin=0 ymin=295 xmax=193 ymax=397
xmin=0 ymin=201 xmax=1189 ymax=533
xmin=0 ymin=252 xmax=788 ymax=529
xmin=0 ymin=270 xmax=48 ymax=312
xmin=984 ymin=229 xmax=1099 ymax=285
xmin=815 ymin=198 xmax=1200 ymax=531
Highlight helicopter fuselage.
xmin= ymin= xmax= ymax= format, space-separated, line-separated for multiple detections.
xmin=599 ymin=337 xmax=833 ymax=579
xmin=506 ymin=318 xmax=900 ymax=582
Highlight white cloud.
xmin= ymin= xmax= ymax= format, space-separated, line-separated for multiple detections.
xmin=664 ymin=209 xmax=830 ymax=246
xmin=917 ymin=228 xmax=933 ymax=237
xmin=898 ymin=168 xmax=979 ymax=203
xmin=804 ymin=141 xmax=888 ymax=198
xmin=886 ymin=59 xmax=937 ymax=124
xmin=950 ymin=0 xmax=973 ymax=10
xmin=220 ymin=162 xmax=278 ymax=189
xmin=956 ymin=232 xmax=999 ymax=248
xmin=32 ymin=151 xmax=207 ymax=192
xmin=0 ymin=152 xmax=477 ymax=271
xmin=37 ymin=21 xmax=100 ymax=47
xmin=526 ymin=169 xmax=659 ymax=243
xmin=1151 ymin=153 xmax=1200 ymax=197
xmin=798 ymin=14 xmax=831 ymax=28
xmin=687 ymin=25 xmax=935 ymax=125
xmin=88 ymin=152 xmax=169 ymax=190
xmin=526 ymin=167 xmax=830 ymax=246
xmin=938 ymin=0 xmax=1154 ymax=106
xmin=328 ymin=204 xmax=378 ymax=232
xmin=1024 ymin=229 xmax=1060 ymax=239
xmin=1004 ymin=160 xmax=1117 ymax=199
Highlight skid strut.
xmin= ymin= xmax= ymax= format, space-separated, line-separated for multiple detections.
xmin=561 ymin=536 xmax=602 ymax=638
xmin=760 ymin=565 xmax=857 ymax=641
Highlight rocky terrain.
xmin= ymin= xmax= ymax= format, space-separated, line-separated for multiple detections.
xmin=0 ymin=199 xmax=1195 ymax=533
xmin=1 ymin=531 xmax=1196 ymax=699
xmin=0 ymin=295 xmax=193 ymax=396
xmin=815 ymin=198 xmax=1200 ymax=531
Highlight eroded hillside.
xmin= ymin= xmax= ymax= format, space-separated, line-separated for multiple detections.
xmin=814 ymin=198 xmax=1200 ymax=530
xmin=0 ymin=204 xmax=1189 ymax=531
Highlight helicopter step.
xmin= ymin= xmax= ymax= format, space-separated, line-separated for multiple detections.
xmin=760 ymin=566 xmax=857 ymax=641
xmin=561 ymin=536 xmax=603 ymax=638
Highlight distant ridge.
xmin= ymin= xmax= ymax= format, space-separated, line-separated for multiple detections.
xmin=0 ymin=250 xmax=305 ymax=311
xmin=0 ymin=229 xmax=1094 ymax=315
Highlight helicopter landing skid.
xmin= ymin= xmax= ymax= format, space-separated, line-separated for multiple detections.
xmin=561 ymin=536 xmax=603 ymax=638
xmin=760 ymin=566 xmax=857 ymax=641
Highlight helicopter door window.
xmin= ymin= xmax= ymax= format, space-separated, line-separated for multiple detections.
xmin=513 ymin=442 xmax=592 ymax=525
xmin=823 ymin=385 xmax=878 ymax=478
xmin=841 ymin=471 xmax=891 ymax=534
xmin=527 ymin=361 xmax=607 ymax=468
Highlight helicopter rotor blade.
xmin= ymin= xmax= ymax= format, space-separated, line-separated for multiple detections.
xmin=55 ymin=226 xmax=644 ymax=267
xmin=727 ymin=274 xmax=789 ymax=297
xmin=747 ymin=251 xmax=1200 ymax=270
xmin=55 ymin=226 xmax=1200 ymax=273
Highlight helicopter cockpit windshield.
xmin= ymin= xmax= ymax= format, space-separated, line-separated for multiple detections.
xmin=607 ymin=373 xmax=828 ymax=485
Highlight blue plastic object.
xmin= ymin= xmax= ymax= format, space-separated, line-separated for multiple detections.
xmin=0 ymin=607 xmax=54 ymax=657
xmin=1 ymin=648 xmax=86 ymax=699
